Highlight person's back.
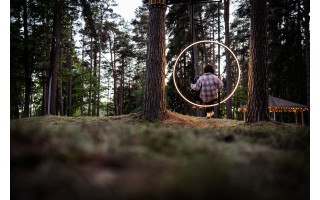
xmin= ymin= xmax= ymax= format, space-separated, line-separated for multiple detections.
xmin=192 ymin=73 xmax=223 ymax=102
xmin=190 ymin=64 xmax=223 ymax=118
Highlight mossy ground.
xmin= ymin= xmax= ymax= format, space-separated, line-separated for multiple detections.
xmin=11 ymin=111 xmax=309 ymax=200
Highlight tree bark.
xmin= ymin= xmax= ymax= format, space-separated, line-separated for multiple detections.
xmin=92 ymin=43 xmax=97 ymax=116
xmin=303 ymin=0 xmax=310 ymax=124
xmin=119 ymin=57 xmax=125 ymax=115
xmin=59 ymin=50 xmax=64 ymax=116
xmin=217 ymin=1 xmax=221 ymax=117
xmin=212 ymin=14 xmax=218 ymax=118
xmin=88 ymin=36 xmax=93 ymax=116
xmin=188 ymin=2 xmax=201 ymax=116
xmin=23 ymin=0 xmax=30 ymax=118
xmin=109 ymin=37 xmax=117 ymax=116
xmin=42 ymin=73 xmax=48 ymax=116
xmin=59 ymin=74 xmax=64 ymax=115
xmin=13 ymin=84 xmax=20 ymax=119
xmin=188 ymin=3 xmax=199 ymax=76
xmin=50 ymin=0 xmax=63 ymax=115
xmin=67 ymin=31 xmax=72 ymax=117
xmin=199 ymin=11 xmax=208 ymax=65
xmin=247 ymin=0 xmax=269 ymax=122
xmin=97 ymin=30 xmax=102 ymax=117
xmin=81 ymin=31 xmax=85 ymax=116
xmin=142 ymin=3 xmax=166 ymax=122
xmin=42 ymin=35 xmax=50 ymax=116
xmin=224 ymin=0 xmax=232 ymax=119
xmin=113 ymin=36 xmax=118 ymax=115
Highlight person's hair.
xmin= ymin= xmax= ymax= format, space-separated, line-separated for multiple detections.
xmin=204 ymin=64 xmax=215 ymax=74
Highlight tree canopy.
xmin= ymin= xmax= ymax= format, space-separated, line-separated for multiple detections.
xmin=10 ymin=0 xmax=309 ymax=124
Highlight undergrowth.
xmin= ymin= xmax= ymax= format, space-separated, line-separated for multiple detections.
xmin=11 ymin=116 xmax=309 ymax=200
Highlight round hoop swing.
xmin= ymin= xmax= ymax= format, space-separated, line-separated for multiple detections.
xmin=173 ymin=40 xmax=241 ymax=108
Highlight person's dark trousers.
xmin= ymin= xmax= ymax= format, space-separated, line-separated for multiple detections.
xmin=205 ymin=99 xmax=217 ymax=113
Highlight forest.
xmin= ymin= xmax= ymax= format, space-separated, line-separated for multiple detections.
xmin=10 ymin=0 xmax=309 ymax=123
xmin=10 ymin=0 xmax=311 ymax=199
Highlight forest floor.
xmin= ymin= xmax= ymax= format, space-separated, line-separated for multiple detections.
xmin=11 ymin=111 xmax=309 ymax=200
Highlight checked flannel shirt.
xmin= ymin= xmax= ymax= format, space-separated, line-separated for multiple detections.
xmin=191 ymin=73 xmax=223 ymax=102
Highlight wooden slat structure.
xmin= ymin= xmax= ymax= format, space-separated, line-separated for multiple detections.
xmin=238 ymin=96 xmax=308 ymax=125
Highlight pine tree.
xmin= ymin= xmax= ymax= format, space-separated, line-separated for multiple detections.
xmin=49 ymin=0 xmax=63 ymax=115
xmin=23 ymin=0 xmax=31 ymax=117
xmin=247 ymin=0 xmax=269 ymax=122
xmin=142 ymin=1 xmax=167 ymax=121
xmin=224 ymin=0 xmax=232 ymax=119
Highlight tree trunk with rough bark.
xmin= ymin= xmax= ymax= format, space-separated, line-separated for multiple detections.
xmin=23 ymin=0 xmax=30 ymax=118
xmin=188 ymin=2 xmax=201 ymax=117
xmin=212 ymin=15 xmax=218 ymax=118
xmin=42 ymin=72 xmax=48 ymax=116
xmin=303 ymin=0 xmax=310 ymax=125
xmin=50 ymin=0 xmax=63 ymax=115
xmin=67 ymin=39 xmax=72 ymax=117
xmin=224 ymin=0 xmax=232 ymax=119
xmin=199 ymin=12 xmax=208 ymax=65
xmin=247 ymin=0 xmax=269 ymax=122
xmin=88 ymin=36 xmax=93 ymax=116
xmin=92 ymin=44 xmax=97 ymax=116
xmin=109 ymin=37 xmax=117 ymax=116
xmin=142 ymin=2 xmax=166 ymax=122
xmin=113 ymin=36 xmax=118 ymax=115
xmin=119 ymin=57 xmax=125 ymax=115
xmin=81 ymin=32 xmax=85 ymax=116
xmin=59 ymin=50 xmax=64 ymax=116
xmin=97 ymin=31 xmax=102 ymax=117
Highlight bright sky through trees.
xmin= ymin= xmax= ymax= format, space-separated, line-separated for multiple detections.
xmin=113 ymin=0 xmax=142 ymax=22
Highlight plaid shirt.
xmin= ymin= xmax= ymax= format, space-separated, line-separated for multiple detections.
xmin=191 ymin=73 xmax=223 ymax=102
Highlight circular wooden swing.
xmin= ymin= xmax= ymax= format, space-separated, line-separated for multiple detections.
xmin=173 ymin=40 xmax=241 ymax=107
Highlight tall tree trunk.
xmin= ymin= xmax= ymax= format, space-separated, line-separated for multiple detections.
xmin=43 ymin=26 xmax=50 ymax=116
xmin=59 ymin=50 xmax=64 ymax=116
xmin=97 ymin=31 xmax=102 ymax=117
xmin=67 ymin=34 xmax=72 ymax=117
xmin=183 ymin=54 xmax=189 ymax=115
xmin=107 ymin=78 xmax=110 ymax=116
xmin=188 ymin=3 xmax=199 ymax=76
xmin=66 ymin=4 xmax=72 ymax=117
xmin=113 ymin=36 xmax=118 ymax=115
xmin=199 ymin=11 xmax=208 ymax=65
xmin=59 ymin=77 xmax=64 ymax=115
xmin=119 ymin=57 xmax=125 ymax=115
xmin=67 ymin=61 xmax=72 ymax=117
xmin=13 ymin=84 xmax=20 ymax=119
xmin=211 ymin=15 xmax=216 ymax=66
xmin=109 ymin=38 xmax=117 ymax=116
xmin=188 ymin=2 xmax=200 ymax=116
xmin=81 ymin=32 xmax=85 ymax=116
xmin=241 ymin=37 xmax=246 ymax=88
xmin=88 ymin=36 xmax=93 ymax=116
xmin=50 ymin=0 xmax=63 ymax=115
xmin=217 ymin=1 xmax=221 ymax=117
xmin=142 ymin=2 xmax=166 ymax=121
xmin=224 ymin=0 xmax=232 ymax=119
xmin=42 ymin=71 xmax=48 ymax=116
xmin=212 ymin=14 xmax=218 ymax=118
xmin=303 ymin=0 xmax=310 ymax=125
xmin=23 ymin=0 xmax=30 ymax=118
xmin=92 ymin=44 xmax=97 ymax=116
xmin=247 ymin=0 xmax=269 ymax=122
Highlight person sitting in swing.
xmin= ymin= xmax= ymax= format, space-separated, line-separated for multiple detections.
xmin=190 ymin=64 xmax=223 ymax=119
